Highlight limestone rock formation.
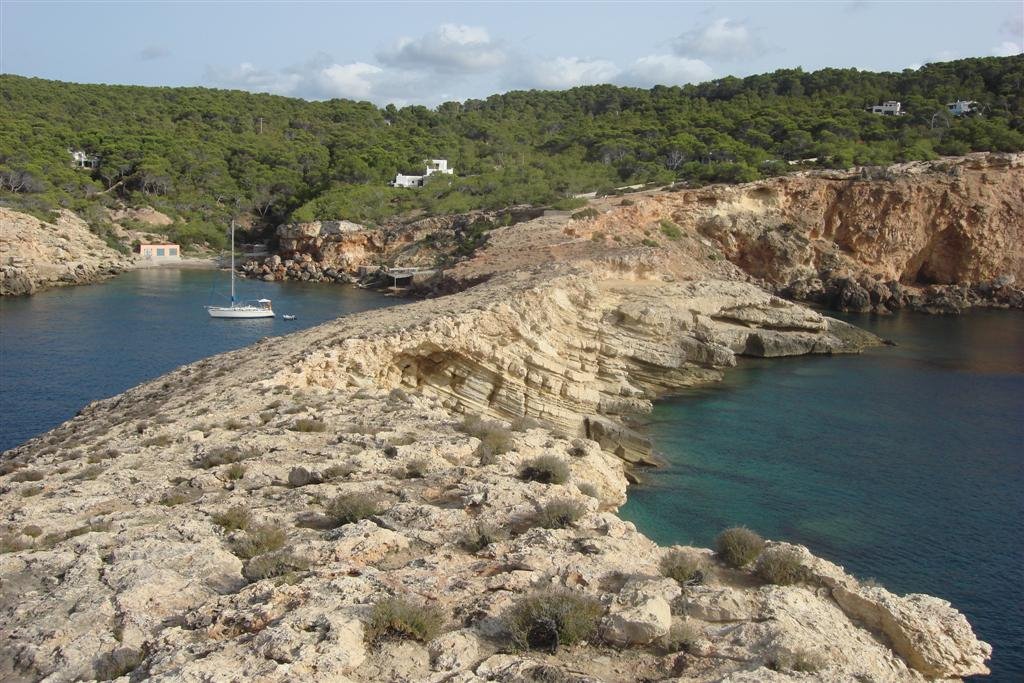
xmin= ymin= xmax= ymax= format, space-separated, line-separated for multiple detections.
xmin=0 ymin=264 xmax=991 ymax=681
xmin=0 ymin=208 xmax=133 ymax=295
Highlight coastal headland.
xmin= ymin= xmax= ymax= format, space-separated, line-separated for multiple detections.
xmin=2 ymin=156 xmax=1013 ymax=681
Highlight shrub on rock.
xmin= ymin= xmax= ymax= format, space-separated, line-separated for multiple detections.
xmin=533 ymin=499 xmax=586 ymax=529
xmin=659 ymin=549 xmax=707 ymax=586
xmin=365 ymin=597 xmax=444 ymax=644
xmin=505 ymin=590 xmax=603 ymax=652
xmin=212 ymin=505 xmax=252 ymax=531
xmin=520 ymin=455 xmax=570 ymax=485
xmin=756 ymin=546 xmax=807 ymax=585
xmin=242 ymin=549 xmax=309 ymax=582
xmin=325 ymin=491 xmax=383 ymax=527
xmin=715 ymin=527 xmax=765 ymax=568
xmin=230 ymin=523 xmax=287 ymax=559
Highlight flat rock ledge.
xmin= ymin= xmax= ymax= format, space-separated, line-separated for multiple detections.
xmin=0 ymin=268 xmax=990 ymax=682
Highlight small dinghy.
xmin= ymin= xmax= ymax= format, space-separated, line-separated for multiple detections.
xmin=282 ymin=314 xmax=297 ymax=321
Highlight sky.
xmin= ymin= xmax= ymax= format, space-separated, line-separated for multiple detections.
xmin=1 ymin=1 xmax=1021 ymax=106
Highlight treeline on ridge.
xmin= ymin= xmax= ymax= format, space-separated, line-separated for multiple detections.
xmin=1 ymin=55 xmax=1022 ymax=247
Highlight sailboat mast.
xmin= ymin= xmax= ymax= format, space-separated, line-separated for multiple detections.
xmin=230 ymin=218 xmax=236 ymax=304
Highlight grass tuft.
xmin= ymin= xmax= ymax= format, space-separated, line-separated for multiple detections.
xmin=533 ymin=499 xmax=586 ymax=529
xmin=230 ymin=523 xmax=287 ymax=559
xmin=659 ymin=549 xmax=707 ymax=586
xmin=520 ymin=455 xmax=570 ymax=485
xmin=325 ymin=491 xmax=384 ymax=527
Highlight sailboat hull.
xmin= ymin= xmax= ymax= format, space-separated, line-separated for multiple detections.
xmin=207 ymin=306 xmax=275 ymax=318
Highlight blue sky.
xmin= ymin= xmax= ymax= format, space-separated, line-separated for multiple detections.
xmin=2 ymin=1 xmax=1021 ymax=105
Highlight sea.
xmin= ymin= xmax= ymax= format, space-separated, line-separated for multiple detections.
xmin=620 ymin=310 xmax=1024 ymax=680
xmin=0 ymin=268 xmax=400 ymax=451
xmin=1 ymin=273 xmax=1021 ymax=678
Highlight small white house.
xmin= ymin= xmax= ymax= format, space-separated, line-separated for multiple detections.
xmin=69 ymin=149 xmax=99 ymax=169
xmin=947 ymin=100 xmax=977 ymax=116
xmin=392 ymin=159 xmax=454 ymax=188
xmin=869 ymin=101 xmax=903 ymax=116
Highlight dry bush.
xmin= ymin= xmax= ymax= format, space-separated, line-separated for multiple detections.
xmin=533 ymin=499 xmax=586 ymax=529
xmin=230 ymin=523 xmax=287 ymax=559
xmin=365 ymin=597 xmax=444 ymax=645
xmin=520 ymin=455 xmax=570 ymax=485
xmin=504 ymin=590 xmax=603 ymax=652
xmin=325 ymin=492 xmax=384 ymax=527
xmin=715 ymin=527 xmax=765 ymax=568
xmin=212 ymin=505 xmax=252 ymax=531
xmin=660 ymin=549 xmax=707 ymax=586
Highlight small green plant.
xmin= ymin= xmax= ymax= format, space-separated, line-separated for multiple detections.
xmin=552 ymin=197 xmax=587 ymax=211
xmin=756 ymin=546 xmax=806 ymax=586
xmin=365 ymin=597 xmax=444 ymax=644
xmin=504 ymin=590 xmax=603 ymax=652
xmin=10 ymin=469 xmax=43 ymax=482
xmin=212 ymin=505 xmax=252 ymax=531
xmin=460 ymin=524 xmax=501 ymax=552
xmin=533 ymin=499 xmax=586 ymax=529
xmin=577 ymin=482 xmax=599 ymax=499
xmin=160 ymin=487 xmax=202 ymax=507
xmin=142 ymin=434 xmax=173 ymax=447
xmin=590 ymin=231 xmax=606 ymax=242
xmin=289 ymin=418 xmax=327 ymax=433
xmin=402 ymin=457 xmax=429 ymax=479
xmin=242 ymin=549 xmax=309 ymax=582
xmin=771 ymin=649 xmax=826 ymax=673
xmin=510 ymin=416 xmax=543 ymax=432
xmin=71 ymin=464 xmax=106 ymax=481
xmin=195 ymin=446 xmax=254 ymax=469
xmin=641 ymin=238 xmax=659 ymax=247
xmin=323 ymin=462 xmax=356 ymax=480
xmin=659 ymin=218 xmax=682 ymax=240
xmin=658 ymin=620 xmax=703 ymax=654
xmin=325 ymin=492 xmax=383 ymax=527
xmin=22 ymin=524 xmax=43 ymax=537
xmin=224 ymin=462 xmax=246 ymax=480
xmin=571 ymin=208 xmax=600 ymax=221
xmin=659 ymin=550 xmax=707 ymax=586
xmin=230 ymin=523 xmax=287 ymax=559
xmin=0 ymin=533 xmax=30 ymax=554
xmin=458 ymin=415 xmax=514 ymax=456
xmin=715 ymin=527 xmax=765 ymax=568
xmin=520 ymin=455 xmax=570 ymax=485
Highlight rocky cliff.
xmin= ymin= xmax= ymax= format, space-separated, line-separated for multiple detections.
xmin=0 ymin=208 xmax=134 ymax=296
xmin=0 ymin=265 xmax=991 ymax=681
xmin=251 ymin=154 xmax=1023 ymax=313
xmin=584 ymin=153 xmax=1024 ymax=313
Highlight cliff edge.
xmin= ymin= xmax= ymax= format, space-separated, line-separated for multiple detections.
xmin=0 ymin=263 xmax=991 ymax=681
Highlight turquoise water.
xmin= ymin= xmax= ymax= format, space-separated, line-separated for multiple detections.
xmin=0 ymin=269 xmax=398 ymax=451
xmin=620 ymin=310 xmax=1024 ymax=680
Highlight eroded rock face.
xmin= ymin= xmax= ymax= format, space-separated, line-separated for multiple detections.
xmin=0 ymin=208 xmax=133 ymax=295
xmin=0 ymin=268 xmax=990 ymax=681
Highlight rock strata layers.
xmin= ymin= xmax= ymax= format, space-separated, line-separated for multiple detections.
xmin=0 ymin=266 xmax=991 ymax=681
xmin=0 ymin=208 xmax=133 ymax=295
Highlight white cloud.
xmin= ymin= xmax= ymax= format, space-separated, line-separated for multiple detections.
xmin=314 ymin=62 xmax=384 ymax=99
xmin=619 ymin=55 xmax=713 ymax=87
xmin=992 ymin=41 xmax=1022 ymax=57
xmin=510 ymin=56 xmax=619 ymax=90
xmin=378 ymin=23 xmax=506 ymax=73
xmin=673 ymin=18 xmax=765 ymax=61
xmin=205 ymin=62 xmax=302 ymax=94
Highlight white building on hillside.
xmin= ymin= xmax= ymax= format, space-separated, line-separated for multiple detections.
xmin=869 ymin=101 xmax=903 ymax=116
xmin=69 ymin=149 xmax=99 ymax=169
xmin=947 ymin=100 xmax=977 ymax=116
xmin=392 ymin=159 xmax=454 ymax=188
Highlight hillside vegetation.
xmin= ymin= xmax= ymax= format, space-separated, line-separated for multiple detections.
xmin=1 ymin=56 xmax=1022 ymax=245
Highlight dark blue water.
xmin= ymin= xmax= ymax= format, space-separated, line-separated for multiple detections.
xmin=621 ymin=310 xmax=1024 ymax=680
xmin=0 ymin=269 xmax=398 ymax=451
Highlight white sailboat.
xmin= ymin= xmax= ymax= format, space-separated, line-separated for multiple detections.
xmin=206 ymin=219 xmax=274 ymax=319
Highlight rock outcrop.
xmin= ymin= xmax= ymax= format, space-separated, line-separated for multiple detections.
xmin=0 ymin=208 xmax=134 ymax=295
xmin=0 ymin=265 xmax=990 ymax=681
xmin=582 ymin=153 xmax=1024 ymax=313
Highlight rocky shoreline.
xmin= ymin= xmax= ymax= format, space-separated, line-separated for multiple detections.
xmin=0 ymin=264 xmax=992 ymax=681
